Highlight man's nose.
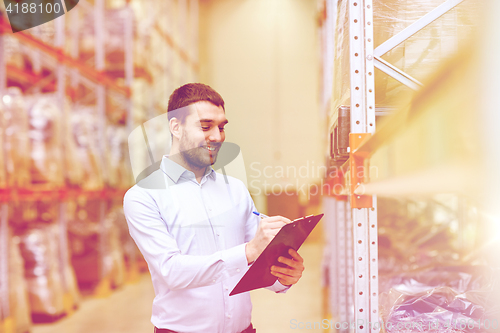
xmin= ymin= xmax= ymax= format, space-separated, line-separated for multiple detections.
xmin=208 ymin=128 xmax=223 ymax=142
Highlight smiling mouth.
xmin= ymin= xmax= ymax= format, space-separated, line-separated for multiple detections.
xmin=203 ymin=144 xmax=220 ymax=152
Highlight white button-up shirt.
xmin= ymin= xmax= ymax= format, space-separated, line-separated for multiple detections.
xmin=123 ymin=156 xmax=288 ymax=333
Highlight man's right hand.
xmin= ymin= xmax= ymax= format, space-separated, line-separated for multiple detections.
xmin=245 ymin=215 xmax=291 ymax=264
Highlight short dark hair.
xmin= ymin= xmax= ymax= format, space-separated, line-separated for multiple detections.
xmin=167 ymin=83 xmax=225 ymax=123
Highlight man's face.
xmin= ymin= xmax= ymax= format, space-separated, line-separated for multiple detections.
xmin=178 ymin=101 xmax=228 ymax=170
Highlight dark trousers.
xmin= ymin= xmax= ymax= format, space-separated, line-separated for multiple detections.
xmin=154 ymin=323 xmax=256 ymax=333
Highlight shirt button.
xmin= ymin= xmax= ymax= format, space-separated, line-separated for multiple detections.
xmin=213 ymin=280 xmax=216 ymax=283
xmin=227 ymin=314 xmax=231 ymax=318
xmin=217 ymin=233 xmax=220 ymax=236
xmin=236 ymin=269 xmax=240 ymax=273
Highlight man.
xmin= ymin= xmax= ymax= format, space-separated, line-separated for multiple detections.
xmin=123 ymin=83 xmax=305 ymax=333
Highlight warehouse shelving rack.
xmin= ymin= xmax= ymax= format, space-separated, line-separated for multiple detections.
xmin=0 ymin=1 xmax=134 ymax=328
xmin=0 ymin=1 xmax=199 ymax=331
xmin=320 ymin=0 xmax=492 ymax=332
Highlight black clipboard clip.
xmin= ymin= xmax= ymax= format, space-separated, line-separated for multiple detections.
xmin=230 ymin=213 xmax=324 ymax=296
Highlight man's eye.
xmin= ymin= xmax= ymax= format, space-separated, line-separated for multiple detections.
xmin=219 ymin=127 xmax=225 ymax=132
xmin=201 ymin=126 xmax=210 ymax=130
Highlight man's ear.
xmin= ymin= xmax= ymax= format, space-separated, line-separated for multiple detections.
xmin=170 ymin=117 xmax=182 ymax=140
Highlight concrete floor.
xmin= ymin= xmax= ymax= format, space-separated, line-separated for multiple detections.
xmin=31 ymin=242 xmax=326 ymax=333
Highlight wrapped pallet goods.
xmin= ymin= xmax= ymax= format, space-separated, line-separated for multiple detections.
xmin=106 ymin=124 xmax=133 ymax=189
xmin=3 ymin=87 xmax=31 ymax=188
xmin=78 ymin=7 xmax=141 ymax=74
xmin=25 ymin=94 xmax=64 ymax=187
xmin=61 ymin=100 xmax=85 ymax=187
xmin=9 ymin=235 xmax=32 ymax=333
xmin=70 ymin=106 xmax=104 ymax=190
xmin=68 ymin=200 xmax=126 ymax=290
xmin=372 ymin=0 xmax=479 ymax=107
xmin=377 ymin=197 xmax=500 ymax=333
xmin=16 ymin=215 xmax=80 ymax=322
xmin=331 ymin=0 xmax=479 ymax=112
xmin=18 ymin=223 xmax=65 ymax=322
xmin=110 ymin=206 xmax=144 ymax=275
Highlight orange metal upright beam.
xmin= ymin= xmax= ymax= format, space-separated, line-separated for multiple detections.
xmin=349 ymin=133 xmax=373 ymax=208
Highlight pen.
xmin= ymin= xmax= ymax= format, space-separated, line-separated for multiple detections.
xmin=252 ymin=211 xmax=269 ymax=219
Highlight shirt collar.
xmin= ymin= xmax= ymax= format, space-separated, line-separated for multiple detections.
xmin=160 ymin=155 xmax=216 ymax=184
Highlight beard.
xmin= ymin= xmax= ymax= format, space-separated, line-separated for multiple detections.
xmin=179 ymin=132 xmax=221 ymax=170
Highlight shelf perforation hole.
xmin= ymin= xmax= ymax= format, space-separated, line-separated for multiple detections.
xmin=359 ymin=308 xmax=364 ymax=312
xmin=355 ymin=70 xmax=359 ymax=74
xmin=354 ymin=36 xmax=359 ymax=40
xmin=358 ymin=223 xmax=362 ymax=227
xmin=355 ymin=53 xmax=358 ymax=57
xmin=359 ymin=291 xmax=363 ymax=295
xmin=354 ymin=19 xmax=358 ymax=23
xmin=358 ymin=257 xmax=362 ymax=261
xmin=358 ymin=240 xmax=362 ymax=244
xmin=359 ymin=274 xmax=363 ymax=278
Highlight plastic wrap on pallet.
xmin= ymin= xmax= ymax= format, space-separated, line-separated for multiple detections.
xmin=106 ymin=124 xmax=133 ymax=188
xmin=9 ymin=235 xmax=32 ymax=333
xmin=112 ymin=206 xmax=142 ymax=271
xmin=24 ymin=94 xmax=64 ymax=186
xmin=379 ymin=265 xmax=494 ymax=295
xmin=18 ymin=223 xmax=65 ymax=320
xmin=377 ymin=195 xmax=465 ymax=276
xmin=16 ymin=220 xmax=80 ymax=322
xmin=70 ymin=106 xmax=104 ymax=190
xmin=331 ymin=0 xmax=351 ymax=113
xmin=61 ymin=100 xmax=85 ymax=186
xmin=78 ymin=7 xmax=141 ymax=70
xmin=380 ymin=285 xmax=500 ymax=333
xmin=2 ymin=87 xmax=31 ymax=187
xmin=68 ymin=201 xmax=126 ymax=289
xmin=373 ymin=0 xmax=479 ymax=107
xmin=331 ymin=0 xmax=479 ymax=112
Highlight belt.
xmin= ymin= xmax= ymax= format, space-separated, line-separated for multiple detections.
xmin=154 ymin=323 xmax=255 ymax=333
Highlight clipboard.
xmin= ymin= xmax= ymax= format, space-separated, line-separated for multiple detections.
xmin=230 ymin=213 xmax=324 ymax=296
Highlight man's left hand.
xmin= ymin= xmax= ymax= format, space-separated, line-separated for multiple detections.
xmin=270 ymin=248 xmax=304 ymax=286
